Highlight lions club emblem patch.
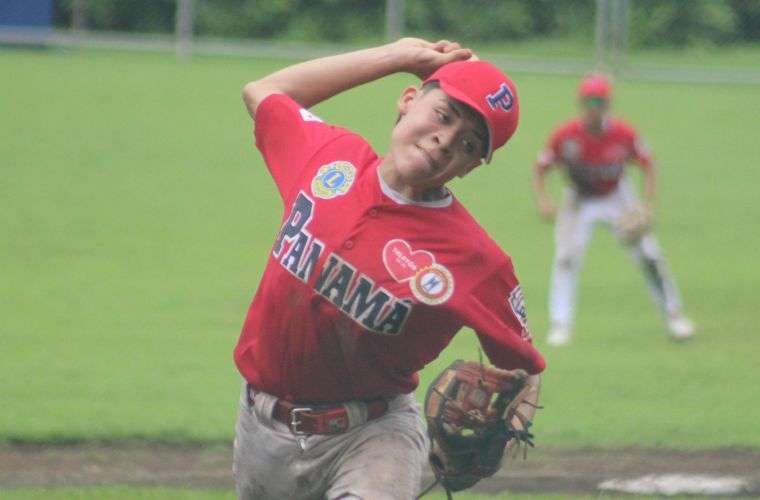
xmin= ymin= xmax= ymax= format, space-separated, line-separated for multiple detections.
xmin=311 ymin=161 xmax=356 ymax=199
xmin=383 ymin=239 xmax=454 ymax=305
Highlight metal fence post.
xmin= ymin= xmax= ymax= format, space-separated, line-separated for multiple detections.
xmin=72 ymin=0 xmax=87 ymax=32
xmin=385 ymin=0 xmax=405 ymax=41
xmin=175 ymin=0 xmax=194 ymax=60
xmin=595 ymin=0 xmax=610 ymax=72
xmin=611 ymin=0 xmax=629 ymax=75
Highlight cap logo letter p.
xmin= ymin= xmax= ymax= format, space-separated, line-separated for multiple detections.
xmin=486 ymin=83 xmax=514 ymax=112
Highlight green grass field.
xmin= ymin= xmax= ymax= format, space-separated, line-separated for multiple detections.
xmin=2 ymin=45 xmax=759 ymax=498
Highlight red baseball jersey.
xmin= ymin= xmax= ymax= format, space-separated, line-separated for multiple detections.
xmin=234 ymin=94 xmax=545 ymax=403
xmin=537 ymin=117 xmax=653 ymax=196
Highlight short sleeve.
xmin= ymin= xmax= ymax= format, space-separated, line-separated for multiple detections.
xmin=464 ymin=262 xmax=545 ymax=374
xmin=619 ymin=121 xmax=653 ymax=169
xmin=536 ymin=127 xmax=564 ymax=168
xmin=631 ymin=136 xmax=653 ymax=169
xmin=253 ymin=94 xmax=347 ymax=201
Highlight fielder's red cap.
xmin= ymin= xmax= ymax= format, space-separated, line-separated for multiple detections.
xmin=578 ymin=73 xmax=612 ymax=100
xmin=424 ymin=60 xmax=519 ymax=163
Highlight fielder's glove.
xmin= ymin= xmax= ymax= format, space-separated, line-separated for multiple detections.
xmin=421 ymin=360 xmax=537 ymax=498
xmin=615 ymin=203 xmax=652 ymax=245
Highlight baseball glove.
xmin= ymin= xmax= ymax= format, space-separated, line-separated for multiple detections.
xmin=421 ymin=360 xmax=537 ymax=498
xmin=615 ymin=203 xmax=652 ymax=245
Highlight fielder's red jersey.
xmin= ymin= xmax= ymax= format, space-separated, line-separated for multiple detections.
xmin=234 ymin=94 xmax=545 ymax=403
xmin=537 ymin=117 xmax=652 ymax=196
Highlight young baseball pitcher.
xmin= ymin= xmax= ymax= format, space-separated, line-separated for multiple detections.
xmin=234 ymin=38 xmax=545 ymax=499
xmin=533 ymin=73 xmax=695 ymax=346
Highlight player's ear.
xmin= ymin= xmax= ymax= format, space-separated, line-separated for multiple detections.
xmin=397 ymin=85 xmax=420 ymax=116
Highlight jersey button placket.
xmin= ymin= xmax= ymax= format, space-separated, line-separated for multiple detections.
xmin=344 ymin=240 xmax=354 ymax=249
xmin=369 ymin=208 xmax=379 ymax=217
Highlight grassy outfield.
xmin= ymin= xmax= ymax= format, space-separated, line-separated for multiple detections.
xmin=1 ymin=46 xmax=759 ymax=449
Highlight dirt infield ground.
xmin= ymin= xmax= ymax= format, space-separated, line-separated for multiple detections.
xmin=1 ymin=444 xmax=759 ymax=496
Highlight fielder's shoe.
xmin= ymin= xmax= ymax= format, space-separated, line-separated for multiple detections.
xmin=547 ymin=326 xmax=572 ymax=346
xmin=667 ymin=314 xmax=695 ymax=341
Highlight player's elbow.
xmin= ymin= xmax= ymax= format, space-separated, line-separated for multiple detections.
xmin=241 ymin=81 xmax=256 ymax=99
xmin=241 ymin=81 xmax=261 ymax=117
xmin=242 ymin=80 xmax=277 ymax=118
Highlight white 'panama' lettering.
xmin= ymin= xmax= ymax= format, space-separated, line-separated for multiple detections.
xmin=274 ymin=191 xmax=411 ymax=335
xmin=274 ymin=191 xmax=326 ymax=282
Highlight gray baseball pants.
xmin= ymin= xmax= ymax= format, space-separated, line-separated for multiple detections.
xmin=233 ymin=383 xmax=430 ymax=500
xmin=549 ymin=181 xmax=684 ymax=329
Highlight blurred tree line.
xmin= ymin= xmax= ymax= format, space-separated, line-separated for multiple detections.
xmin=53 ymin=0 xmax=760 ymax=46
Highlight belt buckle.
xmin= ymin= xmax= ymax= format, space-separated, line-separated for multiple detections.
xmin=290 ymin=407 xmax=312 ymax=435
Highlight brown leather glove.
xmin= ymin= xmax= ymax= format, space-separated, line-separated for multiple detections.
xmin=423 ymin=360 xmax=536 ymax=495
xmin=615 ymin=203 xmax=652 ymax=245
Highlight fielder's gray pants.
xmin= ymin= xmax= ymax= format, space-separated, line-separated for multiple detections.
xmin=549 ymin=181 xmax=683 ymax=329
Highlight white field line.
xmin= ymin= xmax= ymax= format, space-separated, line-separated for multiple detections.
xmin=599 ymin=473 xmax=751 ymax=496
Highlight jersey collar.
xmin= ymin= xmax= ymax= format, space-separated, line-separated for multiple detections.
xmin=376 ymin=167 xmax=454 ymax=208
xmin=583 ymin=116 xmax=611 ymax=135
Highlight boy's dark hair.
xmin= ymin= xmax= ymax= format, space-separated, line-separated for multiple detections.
xmin=421 ymin=81 xmax=441 ymax=93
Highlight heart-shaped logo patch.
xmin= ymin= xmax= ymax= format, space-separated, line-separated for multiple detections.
xmin=382 ymin=239 xmax=435 ymax=283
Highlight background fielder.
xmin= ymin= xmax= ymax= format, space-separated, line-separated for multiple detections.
xmin=533 ymin=73 xmax=695 ymax=346
xmin=234 ymin=38 xmax=543 ymax=499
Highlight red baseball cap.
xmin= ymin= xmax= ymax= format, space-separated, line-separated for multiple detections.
xmin=424 ymin=60 xmax=519 ymax=163
xmin=578 ymin=73 xmax=612 ymax=100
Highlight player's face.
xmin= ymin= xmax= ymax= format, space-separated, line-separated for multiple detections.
xmin=386 ymin=87 xmax=487 ymax=195
xmin=581 ymin=96 xmax=609 ymax=128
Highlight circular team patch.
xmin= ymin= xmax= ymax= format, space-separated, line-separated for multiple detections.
xmin=410 ymin=264 xmax=454 ymax=305
xmin=311 ymin=161 xmax=356 ymax=199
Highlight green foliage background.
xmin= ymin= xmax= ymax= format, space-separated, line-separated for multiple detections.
xmin=51 ymin=0 xmax=760 ymax=46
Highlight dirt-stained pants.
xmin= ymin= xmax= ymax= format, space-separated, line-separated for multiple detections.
xmin=233 ymin=383 xmax=429 ymax=500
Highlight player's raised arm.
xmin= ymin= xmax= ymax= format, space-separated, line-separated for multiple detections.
xmin=629 ymin=130 xmax=658 ymax=210
xmin=532 ymin=159 xmax=557 ymax=221
xmin=241 ymin=38 xmax=473 ymax=118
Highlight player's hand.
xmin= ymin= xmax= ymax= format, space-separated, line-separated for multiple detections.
xmin=390 ymin=37 xmax=474 ymax=80
xmin=537 ymin=197 xmax=557 ymax=222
